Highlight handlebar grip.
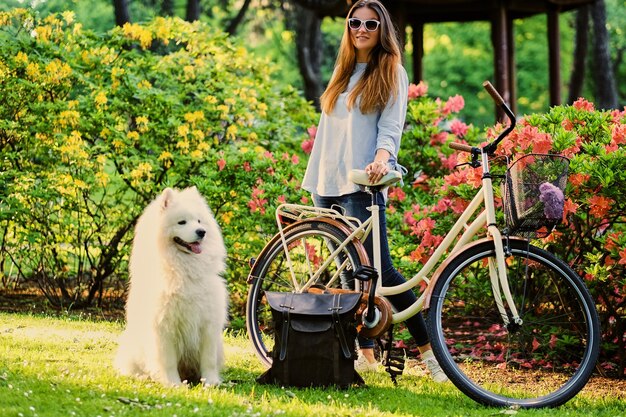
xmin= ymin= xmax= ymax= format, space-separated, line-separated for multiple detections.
xmin=449 ymin=142 xmax=474 ymax=153
xmin=483 ymin=80 xmax=505 ymax=106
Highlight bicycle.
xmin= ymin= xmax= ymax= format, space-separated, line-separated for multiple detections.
xmin=245 ymin=81 xmax=600 ymax=408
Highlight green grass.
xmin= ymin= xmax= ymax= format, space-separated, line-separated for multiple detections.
xmin=0 ymin=312 xmax=623 ymax=417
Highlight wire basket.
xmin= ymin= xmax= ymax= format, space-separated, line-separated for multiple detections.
xmin=503 ymin=154 xmax=569 ymax=238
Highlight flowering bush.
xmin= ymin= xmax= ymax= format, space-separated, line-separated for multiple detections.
xmin=390 ymin=87 xmax=626 ymax=376
xmin=0 ymin=9 xmax=316 ymax=314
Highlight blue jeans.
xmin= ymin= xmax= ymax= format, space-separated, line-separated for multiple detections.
xmin=312 ymin=191 xmax=429 ymax=349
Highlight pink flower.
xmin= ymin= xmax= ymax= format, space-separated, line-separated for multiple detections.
xmin=443 ymin=95 xmax=465 ymax=114
xmin=449 ymin=119 xmax=468 ymax=137
xmin=408 ymin=81 xmax=428 ymax=99
xmin=301 ymin=138 xmax=314 ymax=155
xmin=217 ymin=158 xmax=226 ymax=171
xmin=573 ymin=97 xmax=595 ymax=112
xmin=248 ymin=186 xmax=268 ymax=214
xmin=388 ymin=187 xmax=406 ymax=202
xmin=291 ymin=154 xmax=300 ymax=165
xmin=430 ymin=132 xmax=448 ymax=145
xmin=263 ymin=151 xmax=276 ymax=162
xmin=612 ymin=124 xmax=626 ymax=145
xmin=307 ymin=125 xmax=317 ymax=139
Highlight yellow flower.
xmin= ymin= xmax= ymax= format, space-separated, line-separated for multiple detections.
xmin=197 ymin=142 xmax=210 ymax=152
xmin=184 ymin=111 xmax=204 ymax=124
xmin=204 ymin=95 xmax=217 ymax=104
xmin=15 ymin=51 xmax=28 ymax=65
xmin=183 ymin=65 xmax=195 ymax=79
xmin=190 ymin=149 xmax=203 ymax=160
xmin=94 ymin=91 xmax=107 ymax=107
xmin=58 ymin=110 xmax=80 ymax=128
xmin=44 ymin=59 xmax=72 ymax=84
xmin=136 ymin=116 xmax=149 ymax=132
xmin=158 ymin=151 xmax=172 ymax=161
xmin=177 ymin=124 xmax=189 ymax=137
xmin=96 ymin=155 xmax=106 ymax=165
xmin=112 ymin=139 xmax=125 ymax=150
xmin=96 ymin=171 xmax=109 ymax=186
xmin=127 ymin=131 xmax=139 ymax=141
xmin=26 ymin=62 xmax=40 ymax=80
xmin=192 ymin=129 xmax=204 ymax=141
xmin=221 ymin=211 xmax=234 ymax=225
xmin=176 ymin=140 xmax=189 ymax=151
xmin=159 ymin=151 xmax=173 ymax=168
xmin=130 ymin=162 xmax=153 ymax=185
xmin=226 ymin=124 xmax=238 ymax=140
xmin=137 ymin=79 xmax=152 ymax=89
xmin=62 ymin=11 xmax=75 ymax=25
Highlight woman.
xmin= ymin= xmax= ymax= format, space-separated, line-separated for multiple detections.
xmin=302 ymin=0 xmax=447 ymax=382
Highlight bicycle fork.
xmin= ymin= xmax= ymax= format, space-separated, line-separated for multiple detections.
xmin=482 ymin=154 xmax=523 ymax=328
xmin=488 ymin=227 xmax=523 ymax=328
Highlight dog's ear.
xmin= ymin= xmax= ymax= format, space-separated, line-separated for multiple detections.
xmin=161 ymin=188 xmax=175 ymax=209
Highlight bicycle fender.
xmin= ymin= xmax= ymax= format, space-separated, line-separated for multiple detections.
xmin=246 ymin=217 xmax=371 ymax=285
xmin=422 ymin=236 xmax=529 ymax=310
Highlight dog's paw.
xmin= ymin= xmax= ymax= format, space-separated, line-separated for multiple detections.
xmin=200 ymin=375 xmax=221 ymax=387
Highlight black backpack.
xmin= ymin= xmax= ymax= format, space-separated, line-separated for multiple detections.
xmin=257 ymin=291 xmax=365 ymax=388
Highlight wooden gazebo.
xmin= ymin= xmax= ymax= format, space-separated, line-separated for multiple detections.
xmin=385 ymin=0 xmax=595 ymax=114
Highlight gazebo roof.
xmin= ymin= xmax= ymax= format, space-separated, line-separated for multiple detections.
xmin=385 ymin=0 xmax=596 ymax=119
xmin=396 ymin=0 xmax=594 ymax=22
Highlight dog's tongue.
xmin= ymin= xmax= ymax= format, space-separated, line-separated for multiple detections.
xmin=190 ymin=242 xmax=202 ymax=254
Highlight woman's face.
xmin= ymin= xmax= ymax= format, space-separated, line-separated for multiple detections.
xmin=349 ymin=7 xmax=381 ymax=62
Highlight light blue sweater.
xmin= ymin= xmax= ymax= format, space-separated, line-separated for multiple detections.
xmin=302 ymin=63 xmax=408 ymax=197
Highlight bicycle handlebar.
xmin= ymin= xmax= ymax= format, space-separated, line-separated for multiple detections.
xmin=482 ymin=81 xmax=505 ymax=106
xmin=449 ymin=142 xmax=474 ymax=153
xmin=449 ymin=80 xmax=517 ymax=155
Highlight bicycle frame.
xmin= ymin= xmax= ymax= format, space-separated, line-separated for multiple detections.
xmin=275 ymin=147 xmax=522 ymax=328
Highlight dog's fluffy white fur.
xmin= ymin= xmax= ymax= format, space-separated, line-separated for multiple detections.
xmin=115 ymin=187 xmax=228 ymax=386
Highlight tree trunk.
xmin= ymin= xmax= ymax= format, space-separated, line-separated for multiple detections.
xmin=226 ymin=0 xmax=252 ymax=36
xmin=290 ymin=0 xmax=350 ymax=16
xmin=589 ymin=0 xmax=618 ymax=109
xmin=288 ymin=5 xmax=324 ymax=110
xmin=161 ymin=0 xmax=174 ymax=16
xmin=186 ymin=0 xmax=201 ymax=22
xmin=112 ymin=0 xmax=131 ymax=26
xmin=567 ymin=6 xmax=589 ymax=104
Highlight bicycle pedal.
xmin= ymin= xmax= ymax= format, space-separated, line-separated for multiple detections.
xmin=353 ymin=265 xmax=378 ymax=281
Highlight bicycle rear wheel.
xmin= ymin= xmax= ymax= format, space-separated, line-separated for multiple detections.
xmin=246 ymin=219 xmax=367 ymax=366
xmin=427 ymin=239 xmax=600 ymax=408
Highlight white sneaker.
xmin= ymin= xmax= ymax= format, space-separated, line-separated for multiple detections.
xmin=354 ymin=353 xmax=379 ymax=373
xmin=421 ymin=350 xmax=449 ymax=383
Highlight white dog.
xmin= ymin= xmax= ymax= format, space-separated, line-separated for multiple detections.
xmin=115 ymin=187 xmax=228 ymax=386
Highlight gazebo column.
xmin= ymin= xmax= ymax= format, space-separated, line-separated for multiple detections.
xmin=412 ymin=21 xmax=424 ymax=82
xmin=547 ymin=6 xmax=562 ymax=106
xmin=507 ymin=13 xmax=517 ymax=115
xmin=491 ymin=1 xmax=513 ymax=121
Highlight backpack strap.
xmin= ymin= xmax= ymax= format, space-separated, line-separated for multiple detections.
xmin=330 ymin=293 xmax=352 ymax=359
xmin=278 ymin=294 xmax=295 ymax=361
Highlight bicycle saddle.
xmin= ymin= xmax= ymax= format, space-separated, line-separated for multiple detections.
xmin=349 ymin=169 xmax=402 ymax=188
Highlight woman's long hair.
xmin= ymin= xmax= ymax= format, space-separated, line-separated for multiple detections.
xmin=320 ymin=0 xmax=402 ymax=115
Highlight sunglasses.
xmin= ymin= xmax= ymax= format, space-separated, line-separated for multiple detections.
xmin=348 ymin=18 xmax=380 ymax=32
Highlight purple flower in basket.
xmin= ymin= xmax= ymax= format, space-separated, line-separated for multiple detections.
xmin=539 ymin=182 xmax=564 ymax=220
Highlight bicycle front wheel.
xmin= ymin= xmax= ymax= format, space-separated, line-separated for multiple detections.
xmin=246 ymin=219 xmax=367 ymax=367
xmin=427 ymin=239 xmax=600 ymax=408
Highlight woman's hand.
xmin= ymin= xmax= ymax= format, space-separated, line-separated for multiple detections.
xmin=366 ymin=160 xmax=389 ymax=184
